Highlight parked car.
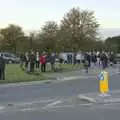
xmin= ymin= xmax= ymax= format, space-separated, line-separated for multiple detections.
xmin=116 ymin=53 xmax=120 ymax=63
xmin=0 ymin=52 xmax=20 ymax=64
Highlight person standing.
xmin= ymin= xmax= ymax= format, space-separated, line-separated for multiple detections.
xmin=96 ymin=51 xmax=101 ymax=68
xmin=36 ymin=52 xmax=40 ymax=69
xmin=73 ymin=52 xmax=77 ymax=66
xmin=76 ymin=52 xmax=81 ymax=64
xmin=67 ymin=53 xmax=72 ymax=64
xmin=90 ymin=52 xmax=95 ymax=69
xmin=40 ymin=52 xmax=46 ymax=72
xmin=50 ymin=53 xmax=56 ymax=72
xmin=20 ymin=53 xmax=26 ymax=70
xmin=100 ymin=52 xmax=108 ymax=70
xmin=86 ymin=52 xmax=91 ymax=68
xmin=25 ymin=52 xmax=30 ymax=72
xmin=84 ymin=52 xmax=89 ymax=73
xmin=0 ymin=54 xmax=5 ymax=80
xmin=29 ymin=51 xmax=36 ymax=73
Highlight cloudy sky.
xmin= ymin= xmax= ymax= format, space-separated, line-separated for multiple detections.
xmin=0 ymin=0 xmax=120 ymax=37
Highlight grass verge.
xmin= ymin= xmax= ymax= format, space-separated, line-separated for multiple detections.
xmin=0 ymin=64 xmax=55 ymax=84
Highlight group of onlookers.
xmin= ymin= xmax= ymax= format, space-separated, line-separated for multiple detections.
xmin=0 ymin=50 xmax=117 ymax=81
xmin=20 ymin=51 xmax=56 ymax=73
xmin=83 ymin=51 xmax=116 ymax=72
xmin=20 ymin=50 xmax=117 ymax=73
xmin=59 ymin=51 xmax=116 ymax=70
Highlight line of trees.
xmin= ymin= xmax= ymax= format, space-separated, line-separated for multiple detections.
xmin=105 ymin=36 xmax=120 ymax=52
xmin=0 ymin=7 xmax=107 ymax=53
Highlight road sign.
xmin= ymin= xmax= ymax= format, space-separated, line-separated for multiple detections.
xmin=97 ymin=70 xmax=109 ymax=94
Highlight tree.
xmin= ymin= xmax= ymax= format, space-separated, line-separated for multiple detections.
xmin=105 ymin=36 xmax=120 ymax=52
xmin=0 ymin=24 xmax=25 ymax=52
xmin=59 ymin=7 xmax=99 ymax=51
xmin=40 ymin=21 xmax=59 ymax=52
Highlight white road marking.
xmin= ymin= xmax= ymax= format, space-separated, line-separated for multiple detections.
xmin=0 ymin=106 xmax=5 ymax=110
xmin=42 ymin=100 xmax=61 ymax=109
xmin=14 ymin=98 xmax=57 ymax=106
xmin=20 ymin=108 xmax=35 ymax=112
xmin=78 ymin=95 xmax=96 ymax=103
xmin=59 ymin=76 xmax=95 ymax=82
xmin=48 ymin=103 xmax=93 ymax=109
xmin=19 ymin=103 xmax=93 ymax=112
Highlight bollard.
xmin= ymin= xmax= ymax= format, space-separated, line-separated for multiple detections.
xmin=97 ymin=70 xmax=109 ymax=95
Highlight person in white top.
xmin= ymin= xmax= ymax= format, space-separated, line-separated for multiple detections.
xmin=76 ymin=52 xmax=82 ymax=64
xmin=96 ymin=51 xmax=101 ymax=68
xmin=36 ymin=52 xmax=40 ymax=69
xmin=63 ymin=53 xmax=68 ymax=64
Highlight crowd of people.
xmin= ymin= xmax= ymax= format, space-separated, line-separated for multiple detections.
xmin=20 ymin=51 xmax=56 ymax=73
xmin=20 ymin=50 xmax=117 ymax=73
xmin=60 ymin=51 xmax=116 ymax=72
xmin=0 ymin=50 xmax=116 ymax=80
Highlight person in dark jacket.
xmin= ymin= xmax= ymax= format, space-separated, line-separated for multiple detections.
xmin=84 ymin=52 xmax=89 ymax=73
xmin=86 ymin=52 xmax=91 ymax=68
xmin=90 ymin=52 xmax=97 ymax=69
xmin=25 ymin=52 xmax=30 ymax=72
xmin=29 ymin=52 xmax=36 ymax=73
xmin=0 ymin=54 xmax=5 ymax=80
xmin=100 ymin=52 xmax=108 ymax=69
xmin=50 ymin=53 xmax=56 ymax=71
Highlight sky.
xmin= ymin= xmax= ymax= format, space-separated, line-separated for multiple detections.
xmin=0 ymin=0 xmax=120 ymax=37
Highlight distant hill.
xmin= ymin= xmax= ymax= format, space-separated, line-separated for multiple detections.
xmin=99 ymin=28 xmax=120 ymax=39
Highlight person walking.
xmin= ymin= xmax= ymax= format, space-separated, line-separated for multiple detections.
xmin=0 ymin=54 xmax=5 ymax=80
xmin=90 ymin=52 xmax=96 ymax=69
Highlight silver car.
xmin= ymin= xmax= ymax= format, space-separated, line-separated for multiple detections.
xmin=0 ymin=52 xmax=20 ymax=64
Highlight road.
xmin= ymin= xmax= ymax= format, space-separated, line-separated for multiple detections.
xmin=0 ymin=70 xmax=120 ymax=120
xmin=1 ymin=103 xmax=120 ymax=120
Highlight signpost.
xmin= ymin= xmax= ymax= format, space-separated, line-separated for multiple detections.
xmin=97 ymin=70 xmax=109 ymax=96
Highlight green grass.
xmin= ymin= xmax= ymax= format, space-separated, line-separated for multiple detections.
xmin=57 ymin=63 xmax=83 ymax=70
xmin=0 ymin=64 xmax=54 ymax=84
xmin=0 ymin=63 xmax=84 ymax=84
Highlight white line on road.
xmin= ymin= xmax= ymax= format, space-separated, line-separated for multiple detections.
xmin=46 ymin=103 xmax=93 ymax=109
xmin=20 ymin=108 xmax=35 ymax=112
xmin=59 ymin=76 xmax=96 ymax=82
xmin=11 ymin=98 xmax=58 ymax=107
xmin=0 ymin=106 xmax=5 ymax=110
xmin=20 ymin=103 xmax=93 ymax=112
xmin=77 ymin=95 xmax=96 ymax=103
xmin=42 ymin=100 xmax=61 ymax=109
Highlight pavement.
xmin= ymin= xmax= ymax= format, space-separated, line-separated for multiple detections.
xmin=0 ymin=68 xmax=120 ymax=120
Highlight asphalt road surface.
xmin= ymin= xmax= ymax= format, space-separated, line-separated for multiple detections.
xmin=0 ymin=70 xmax=120 ymax=120
xmin=1 ymin=103 xmax=120 ymax=120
